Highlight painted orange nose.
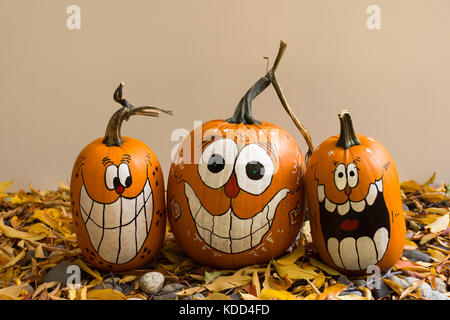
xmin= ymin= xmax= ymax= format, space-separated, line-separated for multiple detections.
xmin=224 ymin=173 xmax=240 ymax=198
xmin=345 ymin=185 xmax=351 ymax=196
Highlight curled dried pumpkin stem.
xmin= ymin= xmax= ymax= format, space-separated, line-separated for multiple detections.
xmin=267 ymin=41 xmax=315 ymax=162
xmin=103 ymin=83 xmax=173 ymax=147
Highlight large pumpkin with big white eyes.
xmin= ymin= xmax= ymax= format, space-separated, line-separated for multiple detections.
xmin=167 ymin=44 xmax=306 ymax=268
xmin=305 ymin=111 xmax=406 ymax=275
xmin=70 ymin=83 xmax=172 ymax=272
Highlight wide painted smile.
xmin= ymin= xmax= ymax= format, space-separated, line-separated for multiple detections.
xmin=184 ymin=182 xmax=289 ymax=254
xmin=317 ymin=178 xmax=390 ymax=271
xmin=79 ymin=180 xmax=153 ymax=264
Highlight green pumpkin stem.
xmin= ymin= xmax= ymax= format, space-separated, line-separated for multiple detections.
xmin=103 ymin=83 xmax=173 ymax=147
xmin=226 ymin=42 xmax=287 ymax=125
xmin=336 ymin=110 xmax=360 ymax=149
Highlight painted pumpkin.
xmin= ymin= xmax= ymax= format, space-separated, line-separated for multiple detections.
xmin=70 ymin=83 xmax=172 ymax=272
xmin=305 ymin=111 xmax=406 ymax=275
xmin=167 ymin=44 xmax=306 ymax=269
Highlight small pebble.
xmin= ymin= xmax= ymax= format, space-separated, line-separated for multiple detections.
xmin=92 ymin=282 xmax=123 ymax=293
xmin=402 ymin=249 xmax=432 ymax=263
xmin=139 ymin=272 xmax=165 ymax=295
xmin=160 ymin=283 xmax=186 ymax=293
xmin=353 ymin=279 xmax=366 ymax=287
xmin=103 ymin=276 xmax=121 ymax=284
xmin=372 ymin=281 xmax=390 ymax=299
xmin=388 ymin=275 xmax=409 ymax=289
xmin=43 ymin=261 xmax=79 ymax=285
xmin=404 ymin=277 xmax=450 ymax=300
xmin=434 ymin=277 xmax=447 ymax=293
xmin=337 ymin=276 xmax=353 ymax=286
xmin=339 ymin=290 xmax=362 ymax=297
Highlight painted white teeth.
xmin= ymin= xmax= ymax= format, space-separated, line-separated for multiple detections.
xmin=327 ymin=237 xmax=344 ymax=268
xmin=320 ymin=178 xmax=383 ymax=214
xmin=184 ymin=182 xmax=289 ymax=254
xmin=366 ymin=184 xmax=378 ymax=206
xmin=326 ymin=227 xmax=389 ymax=271
xmin=339 ymin=237 xmax=360 ymax=270
xmin=325 ymin=198 xmax=336 ymax=213
xmin=317 ymin=185 xmax=325 ymax=202
xmin=373 ymin=227 xmax=389 ymax=261
xmin=350 ymin=200 xmax=366 ymax=212
xmin=356 ymin=236 xmax=378 ymax=269
xmin=79 ymin=181 xmax=153 ymax=264
xmin=375 ymin=179 xmax=383 ymax=192
xmin=337 ymin=201 xmax=350 ymax=216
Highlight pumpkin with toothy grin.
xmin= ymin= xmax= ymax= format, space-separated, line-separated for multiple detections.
xmin=305 ymin=111 xmax=406 ymax=275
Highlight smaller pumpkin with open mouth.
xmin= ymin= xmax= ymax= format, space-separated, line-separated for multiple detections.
xmin=70 ymin=83 xmax=172 ymax=272
xmin=305 ymin=111 xmax=406 ymax=275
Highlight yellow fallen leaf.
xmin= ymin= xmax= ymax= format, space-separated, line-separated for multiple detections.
xmin=34 ymin=245 xmax=46 ymax=259
xmin=276 ymin=244 xmax=305 ymax=265
xmin=421 ymin=192 xmax=447 ymax=202
xmin=262 ymin=263 xmax=292 ymax=291
xmin=258 ymin=288 xmax=297 ymax=300
xmin=0 ymin=180 xmax=14 ymax=194
xmin=59 ymin=180 xmax=70 ymax=192
xmin=0 ymin=285 xmax=25 ymax=299
xmin=399 ymin=279 xmax=425 ymax=300
xmin=309 ymin=257 xmax=342 ymax=276
xmin=0 ymin=249 xmax=26 ymax=270
xmin=400 ymin=180 xmax=422 ymax=193
xmin=424 ymin=208 xmax=449 ymax=215
xmin=427 ymin=213 xmax=449 ymax=233
xmin=240 ymin=292 xmax=261 ymax=300
xmin=202 ymin=292 xmax=232 ymax=300
xmin=205 ymin=273 xmax=252 ymax=292
xmin=67 ymin=288 xmax=77 ymax=300
xmin=76 ymin=286 xmax=87 ymax=300
xmin=252 ymin=270 xmax=261 ymax=296
xmin=0 ymin=221 xmax=47 ymax=241
xmin=118 ymin=275 xmax=138 ymax=284
xmin=318 ymin=284 xmax=348 ymax=300
xmin=176 ymin=286 xmax=205 ymax=296
xmin=382 ymin=279 xmax=403 ymax=295
xmin=272 ymin=260 xmax=319 ymax=280
xmin=86 ymin=289 xmax=126 ymax=300
xmin=423 ymin=172 xmax=436 ymax=186
xmin=72 ymin=259 xmax=102 ymax=281
xmin=427 ymin=248 xmax=447 ymax=263
xmin=404 ymin=239 xmax=418 ymax=250
xmin=304 ymin=292 xmax=319 ymax=300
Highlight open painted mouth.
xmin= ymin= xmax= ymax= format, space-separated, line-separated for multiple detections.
xmin=317 ymin=178 xmax=390 ymax=271
xmin=79 ymin=180 xmax=153 ymax=264
xmin=184 ymin=182 xmax=289 ymax=254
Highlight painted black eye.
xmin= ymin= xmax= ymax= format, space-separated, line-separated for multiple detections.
xmin=124 ymin=176 xmax=132 ymax=188
xmin=118 ymin=163 xmax=132 ymax=188
xmin=113 ymin=177 xmax=120 ymax=188
xmin=207 ymin=154 xmax=225 ymax=173
xmin=245 ymin=161 xmax=265 ymax=180
xmin=338 ymin=172 xmax=344 ymax=178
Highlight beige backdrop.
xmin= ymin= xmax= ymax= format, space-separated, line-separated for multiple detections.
xmin=1 ymin=0 xmax=449 ymax=191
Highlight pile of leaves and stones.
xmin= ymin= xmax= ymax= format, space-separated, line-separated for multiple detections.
xmin=0 ymin=173 xmax=448 ymax=300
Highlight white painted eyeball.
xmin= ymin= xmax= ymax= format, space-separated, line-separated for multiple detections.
xmin=198 ymin=139 xmax=238 ymax=189
xmin=105 ymin=164 xmax=118 ymax=190
xmin=334 ymin=163 xmax=347 ymax=191
xmin=347 ymin=163 xmax=359 ymax=188
xmin=235 ymin=144 xmax=274 ymax=195
xmin=118 ymin=163 xmax=132 ymax=188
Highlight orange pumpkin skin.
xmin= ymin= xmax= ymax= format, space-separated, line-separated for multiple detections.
xmin=167 ymin=120 xmax=306 ymax=269
xmin=70 ymin=136 xmax=166 ymax=272
xmin=305 ymin=113 xmax=406 ymax=275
